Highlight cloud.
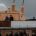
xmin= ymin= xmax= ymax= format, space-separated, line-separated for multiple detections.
xmin=0 ymin=3 xmax=7 ymax=11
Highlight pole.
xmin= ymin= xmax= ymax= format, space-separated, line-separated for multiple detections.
xmin=13 ymin=0 xmax=15 ymax=3
xmin=23 ymin=0 xmax=24 ymax=4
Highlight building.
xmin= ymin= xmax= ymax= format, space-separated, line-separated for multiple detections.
xmin=0 ymin=0 xmax=25 ymax=21
xmin=0 ymin=0 xmax=36 ymax=36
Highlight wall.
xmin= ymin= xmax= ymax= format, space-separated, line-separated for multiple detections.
xmin=0 ymin=12 xmax=20 ymax=21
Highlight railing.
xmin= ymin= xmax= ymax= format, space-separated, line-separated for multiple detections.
xmin=0 ymin=21 xmax=11 ymax=27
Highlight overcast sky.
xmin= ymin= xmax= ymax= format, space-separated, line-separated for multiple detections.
xmin=0 ymin=0 xmax=36 ymax=19
xmin=25 ymin=0 xmax=36 ymax=19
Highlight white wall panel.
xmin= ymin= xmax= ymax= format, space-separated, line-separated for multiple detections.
xmin=11 ymin=21 xmax=36 ymax=28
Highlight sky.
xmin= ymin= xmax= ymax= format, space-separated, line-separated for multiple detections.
xmin=0 ymin=0 xmax=23 ymax=10
xmin=24 ymin=0 xmax=36 ymax=19
xmin=0 ymin=0 xmax=36 ymax=19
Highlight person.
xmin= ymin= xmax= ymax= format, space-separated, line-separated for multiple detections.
xmin=19 ymin=32 xmax=24 ymax=36
xmin=8 ymin=32 xmax=13 ymax=36
xmin=5 ymin=16 xmax=10 ymax=21
xmin=6 ymin=33 xmax=8 ymax=36
xmin=0 ymin=33 xmax=1 ymax=36
xmin=23 ymin=31 xmax=27 ymax=36
xmin=33 ymin=16 xmax=35 ymax=20
xmin=10 ymin=15 xmax=14 ymax=21
xmin=14 ymin=32 xmax=19 ymax=36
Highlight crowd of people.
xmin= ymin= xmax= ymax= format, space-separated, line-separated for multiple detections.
xmin=14 ymin=32 xmax=27 ymax=36
xmin=5 ymin=15 xmax=14 ymax=21
xmin=5 ymin=31 xmax=27 ymax=36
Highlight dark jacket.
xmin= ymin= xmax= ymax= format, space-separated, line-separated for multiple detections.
xmin=14 ymin=32 xmax=18 ymax=36
xmin=19 ymin=32 xmax=24 ymax=36
xmin=10 ymin=16 xmax=14 ymax=21
xmin=5 ymin=16 xmax=10 ymax=21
